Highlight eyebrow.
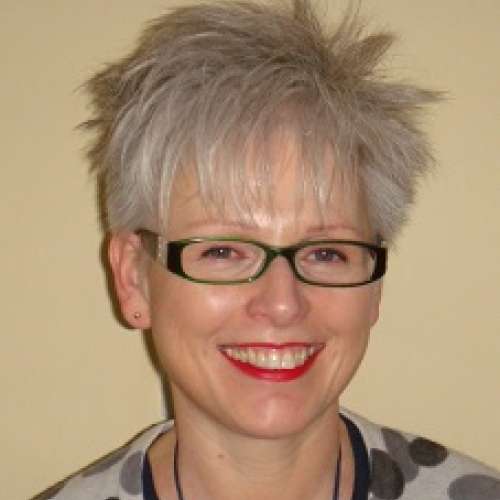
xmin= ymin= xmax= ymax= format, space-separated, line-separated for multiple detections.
xmin=180 ymin=219 xmax=359 ymax=235
xmin=307 ymin=223 xmax=359 ymax=234
xmin=181 ymin=218 xmax=259 ymax=231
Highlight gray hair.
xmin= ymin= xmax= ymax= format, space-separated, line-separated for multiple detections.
xmin=82 ymin=0 xmax=441 ymax=243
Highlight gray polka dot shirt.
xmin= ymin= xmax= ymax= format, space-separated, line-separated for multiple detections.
xmin=33 ymin=409 xmax=500 ymax=500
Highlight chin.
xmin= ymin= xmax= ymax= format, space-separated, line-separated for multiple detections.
xmin=223 ymin=391 xmax=337 ymax=440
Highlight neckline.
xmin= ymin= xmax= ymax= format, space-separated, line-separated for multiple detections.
xmin=143 ymin=414 xmax=370 ymax=500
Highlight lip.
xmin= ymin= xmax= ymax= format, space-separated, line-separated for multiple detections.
xmin=219 ymin=342 xmax=324 ymax=382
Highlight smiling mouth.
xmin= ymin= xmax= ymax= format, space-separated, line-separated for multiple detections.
xmin=219 ymin=343 xmax=324 ymax=370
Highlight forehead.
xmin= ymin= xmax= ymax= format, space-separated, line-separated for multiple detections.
xmin=165 ymin=136 xmax=370 ymax=239
xmin=161 ymin=107 xmax=368 ymax=228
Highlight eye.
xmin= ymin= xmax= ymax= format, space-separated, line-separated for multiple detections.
xmin=201 ymin=246 xmax=238 ymax=260
xmin=303 ymin=246 xmax=349 ymax=265
xmin=306 ymin=247 xmax=347 ymax=264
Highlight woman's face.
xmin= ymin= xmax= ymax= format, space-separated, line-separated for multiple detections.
xmin=115 ymin=143 xmax=382 ymax=439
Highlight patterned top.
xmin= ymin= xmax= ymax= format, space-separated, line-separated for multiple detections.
xmin=33 ymin=409 xmax=500 ymax=500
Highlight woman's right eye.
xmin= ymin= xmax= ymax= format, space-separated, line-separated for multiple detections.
xmin=200 ymin=246 xmax=235 ymax=259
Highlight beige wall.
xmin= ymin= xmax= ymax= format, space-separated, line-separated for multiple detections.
xmin=1 ymin=1 xmax=499 ymax=498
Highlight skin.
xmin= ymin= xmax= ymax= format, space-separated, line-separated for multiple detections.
xmin=109 ymin=139 xmax=382 ymax=500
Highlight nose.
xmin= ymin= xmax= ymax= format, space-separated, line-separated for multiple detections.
xmin=246 ymin=256 xmax=310 ymax=328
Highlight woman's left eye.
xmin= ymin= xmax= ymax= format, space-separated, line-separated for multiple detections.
xmin=309 ymin=248 xmax=345 ymax=263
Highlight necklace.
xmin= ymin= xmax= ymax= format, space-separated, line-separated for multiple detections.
xmin=173 ymin=442 xmax=342 ymax=500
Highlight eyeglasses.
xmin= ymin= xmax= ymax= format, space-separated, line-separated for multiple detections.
xmin=137 ymin=229 xmax=387 ymax=287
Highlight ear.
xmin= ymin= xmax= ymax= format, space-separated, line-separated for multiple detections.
xmin=369 ymin=282 xmax=383 ymax=327
xmin=108 ymin=232 xmax=151 ymax=329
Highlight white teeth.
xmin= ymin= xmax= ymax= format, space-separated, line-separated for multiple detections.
xmin=248 ymin=349 xmax=257 ymax=364
xmin=281 ymin=351 xmax=295 ymax=369
xmin=221 ymin=345 xmax=321 ymax=370
xmin=294 ymin=349 xmax=307 ymax=364
xmin=269 ymin=350 xmax=281 ymax=369
xmin=256 ymin=350 xmax=267 ymax=368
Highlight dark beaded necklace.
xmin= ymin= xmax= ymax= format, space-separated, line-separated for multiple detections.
xmin=173 ymin=441 xmax=341 ymax=500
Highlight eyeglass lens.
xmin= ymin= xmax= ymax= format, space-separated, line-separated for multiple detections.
xmin=180 ymin=240 xmax=376 ymax=285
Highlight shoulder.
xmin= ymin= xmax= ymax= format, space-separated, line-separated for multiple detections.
xmin=341 ymin=408 xmax=500 ymax=500
xmin=31 ymin=421 xmax=173 ymax=500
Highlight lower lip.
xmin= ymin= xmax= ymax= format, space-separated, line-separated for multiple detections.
xmin=220 ymin=348 xmax=322 ymax=382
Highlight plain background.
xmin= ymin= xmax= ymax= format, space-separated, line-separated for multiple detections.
xmin=1 ymin=1 xmax=499 ymax=498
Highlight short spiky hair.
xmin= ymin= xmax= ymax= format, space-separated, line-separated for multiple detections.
xmin=83 ymin=0 xmax=440 ymax=242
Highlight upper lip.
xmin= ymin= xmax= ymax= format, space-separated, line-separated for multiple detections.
xmin=218 ymin=342 xmax=324 ymax=349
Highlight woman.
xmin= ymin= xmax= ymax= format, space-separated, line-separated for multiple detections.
xmin=36 ymin=1 xmax=500 ymax=499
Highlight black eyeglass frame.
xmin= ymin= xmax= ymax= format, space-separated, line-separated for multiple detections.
xmin=137 ymin=229 xmax=387 ymax=288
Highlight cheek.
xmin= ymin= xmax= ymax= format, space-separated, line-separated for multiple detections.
xmin=149 ymin=271 xmax=245 ymax=350
xmin=314 ymin=288 xmax=378 ymax=376
xmin=314 ymin=286 xmax=379 ymax=335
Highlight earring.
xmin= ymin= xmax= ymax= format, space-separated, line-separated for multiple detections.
xmin=133 ymin=312 xmax=142 ymax=319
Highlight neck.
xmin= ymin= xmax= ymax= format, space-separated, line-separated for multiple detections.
xmin=150 ymin=403 xmax=353 ymax=500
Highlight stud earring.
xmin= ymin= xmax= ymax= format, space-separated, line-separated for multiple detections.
xmin=133 ymin=312 xmax=142 ymax=319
